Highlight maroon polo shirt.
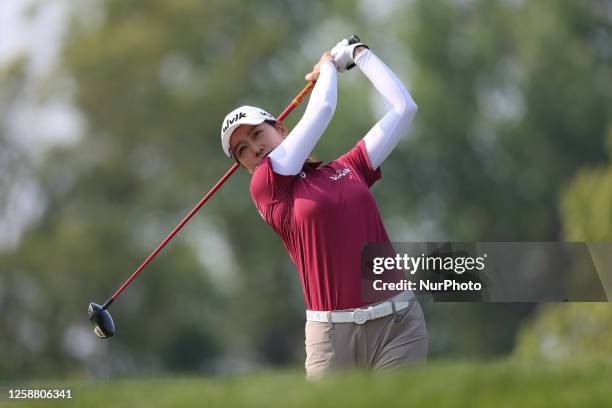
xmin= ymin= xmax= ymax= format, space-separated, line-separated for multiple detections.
xmin=250 ymin=140 xmax=402 ymax=311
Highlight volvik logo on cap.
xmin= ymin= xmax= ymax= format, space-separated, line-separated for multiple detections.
xmin=222 ymin=112 xmax=247 ymax=133
xmin=220 ymin=105 xmax=276 ymax=158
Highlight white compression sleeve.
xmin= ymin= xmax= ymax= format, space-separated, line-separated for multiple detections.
xmin=268 ymin=61 xmax=337 ymax=176
xmin=356 ymin=49 xmax=418 ymax=170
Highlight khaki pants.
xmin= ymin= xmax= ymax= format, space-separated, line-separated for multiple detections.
xmin=304 ymin=298 xmax=428 ymax=380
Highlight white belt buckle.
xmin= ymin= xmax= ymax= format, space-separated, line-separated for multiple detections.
xmin=309 ymin=311 xmax=323 ymax=322
xmin=352 ymin=309 xmax=368 ymax=325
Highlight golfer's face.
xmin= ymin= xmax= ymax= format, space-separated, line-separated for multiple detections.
xmin=230 ymin=123 xmax=287 ymax=173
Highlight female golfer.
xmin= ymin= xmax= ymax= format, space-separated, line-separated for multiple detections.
xmin=220 ymin=38 xmax=427 ymax=379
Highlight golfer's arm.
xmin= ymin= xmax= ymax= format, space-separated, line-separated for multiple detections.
xmin=357 ymin=49 xmax=417 ymax=170
xmin=268 ymin=62 xmax=337 ymax=176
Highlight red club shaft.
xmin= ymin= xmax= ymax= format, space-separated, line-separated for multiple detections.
xmin=102 ymin=82 xmax=316 ymax=309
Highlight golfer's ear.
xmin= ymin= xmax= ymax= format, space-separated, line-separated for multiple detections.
xmin=276 ymin=122 xmax=289 ymax=137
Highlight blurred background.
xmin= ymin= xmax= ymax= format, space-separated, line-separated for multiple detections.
xmin=1 ymin=0 xmax=611 ymax=382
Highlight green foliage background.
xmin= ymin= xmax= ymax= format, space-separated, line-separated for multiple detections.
xmin=1 ymin=0 xmax=611 ymax=380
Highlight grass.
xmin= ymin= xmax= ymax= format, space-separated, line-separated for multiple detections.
xmin=2 ymin=360 xmax=612 ymax=407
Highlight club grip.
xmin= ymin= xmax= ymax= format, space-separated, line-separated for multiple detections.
xmin=348 ymin=35 xmax=360 ymax=45
xmin=346 ymin=34 xmax=361 ymax=71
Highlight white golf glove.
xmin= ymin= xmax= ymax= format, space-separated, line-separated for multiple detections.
xmin=330 ymin=38 xmax=369 ymax=72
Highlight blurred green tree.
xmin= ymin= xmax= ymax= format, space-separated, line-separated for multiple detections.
xmin=0 ymin=0 xmax=321 ymax=379
xmin=514 ymin=123 xmax=612 ymax=362
xmin=515 ymin=302 xmax=612 ymax=361
xmin=1 ymin=0 xmax=611 ymax=379
xmin=389 ymin=0 xmax=612 ymax=357
xmin=561 ymin=124 xmax=612 ymax=241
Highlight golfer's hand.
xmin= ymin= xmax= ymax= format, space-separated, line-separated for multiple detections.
xmin=305 ymin=51 xmax=335 ymax=82
xmin=331 ymin=38 xmax=369 ymax=72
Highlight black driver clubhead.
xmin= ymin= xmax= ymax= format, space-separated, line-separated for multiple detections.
xmin=88 ymin=303 xmax=115 ymax=338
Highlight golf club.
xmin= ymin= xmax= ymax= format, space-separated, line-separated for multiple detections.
xmin=88 ymin=35 xmax=361 ymax=338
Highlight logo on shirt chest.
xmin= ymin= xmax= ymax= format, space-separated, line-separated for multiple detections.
xmin=330 ymin=168 xmax=351 ymax=181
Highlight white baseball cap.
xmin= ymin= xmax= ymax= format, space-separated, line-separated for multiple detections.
xmin=220 ymin=105 xmax=276 ymax=158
